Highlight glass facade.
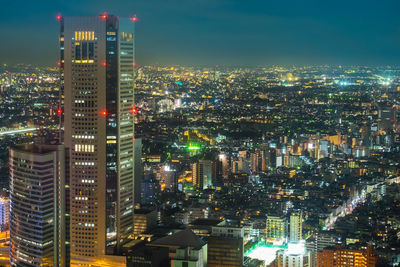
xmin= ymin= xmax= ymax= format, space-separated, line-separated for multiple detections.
xmin=9 ymin=144 xmax=66 ymax=267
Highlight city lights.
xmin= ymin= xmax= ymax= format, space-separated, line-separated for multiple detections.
xmin=0 ymin=6 xmax=398 ymax=267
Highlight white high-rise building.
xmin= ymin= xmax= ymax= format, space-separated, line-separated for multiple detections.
xmin=290 ymin=211 xmax=302 ymax=242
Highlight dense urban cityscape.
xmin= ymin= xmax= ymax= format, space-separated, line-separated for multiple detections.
xmin=0 ymin=2 xmax=400 ymax=267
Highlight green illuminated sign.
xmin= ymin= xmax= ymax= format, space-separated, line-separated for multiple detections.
xmin=187 ymin=142 xmax=201 ymax=150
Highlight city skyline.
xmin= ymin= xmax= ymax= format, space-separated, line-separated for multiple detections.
xmin=1 ymin=2 xmax=400 ymax=267
xmin=1 ymin=0 xmax=400 ymax=66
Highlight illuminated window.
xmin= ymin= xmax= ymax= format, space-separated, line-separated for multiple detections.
xmin=74 ymin=31 xmax=95 ymax=41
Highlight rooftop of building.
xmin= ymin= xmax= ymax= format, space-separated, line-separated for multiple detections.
xmin=189 ymin=218 xmax=223 ymax=226
xmin=134 ymin=208 xmax=156 ymax=215
xmin=150 ymin=229 xmax=206 ymax=250
xmin=12 ymin=143 xmax=62 ymax=155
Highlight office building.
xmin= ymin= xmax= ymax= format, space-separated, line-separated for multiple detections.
xmin=162 ymin=165 xmax=177 ymax=191
xmin=290 ymin=211 xmax=302 ymax=242
xmin=127 ymin=246 xmax=169 ymax=267
xmin=378 ymin=107 xmax=394 ymax=132
xmin=192 ymin=160 xmax=212 ymax=189
xmin=207 ymin=225 xmax=244 ymax=267
xmin=141 ymin=172 xmax=160 ymax=205
xmin=0 ymin=196 xmax=9 ymax=232
xmin=133 ymin=209 xmax=157 ymax=236
xmin=9 ymin=144 xmax=67 ymax=267
xmin=134 ymin=138 xmax=143 ymax=204
xmin=60 ymin=14 xmax=136 ymax=263
xmin=148 ymin=229 xmax=207 ymax=266
xmin=306 ymin=231 xmax=339 ymax=252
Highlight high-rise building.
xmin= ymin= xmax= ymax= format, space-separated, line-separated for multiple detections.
xmin=162 ymin=165 xmax=177 ymax=191
xmin=249 ymin=152 xmax=259 ymax=174
xmin=134 ymin=138 xmax=143 ymax=204
xmin=266 ymin=215 xmax=287 ymax=241
xmin=60 ymin=14 xmax=136 ymax=264
xmin=306 ymin=231 xmax=340 ymax=267
xmin=192 ymin=160 xmax=212 ymax=189
xmin=290 ymin=211 xmax=302 ymax=242
xmin=0 ymin=196 xmax=9 ymax=232
xmin=212 ymin=159 xmax=223 ymax=186
xmin=10 ymin=144 xmax=67 ymax=267
xmin=141 ymin=172 xmax=159 ymax=205
xmin=378 ymin=106 xmax=395 ymax=132
xmin=133 ymin=209 xmax=157 ymax=236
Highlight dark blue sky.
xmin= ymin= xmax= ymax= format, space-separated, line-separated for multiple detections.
xmin=1 ymin=0 xmax=399 ymax=66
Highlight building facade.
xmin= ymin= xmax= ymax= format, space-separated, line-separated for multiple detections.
xmin=266 ymin=215 xmax=287 ymax=241
xmin=207 ymin=226 xmax=244 ymax=267
xmin=277 ymin=242 xmax=311 ymax=267
xmin=317 ymin=245 xmax=378 ymax=267
xmin=60 ymin=14 xmax=136 ymax=264
xmin=290 ymin=211 xmax=302 ymax=242
xmin=192 ymin=160 xmax=212 ymax=189
xmin=10 ymin=144 xmax=67 ymax=267
xmin=0 ymin=196 xmax=9 ymax=232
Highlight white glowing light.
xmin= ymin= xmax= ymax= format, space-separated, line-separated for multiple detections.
xmin=287 ymin=241 xmax=306 ymax=255
xmin=247 ymin=246 xmax=280 ymax=265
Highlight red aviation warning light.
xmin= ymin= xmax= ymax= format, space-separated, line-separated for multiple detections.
xmin=132 ymin=62 xmax=137 ymax=67
xmin=101 ymin=61 xmax=107 ymax=67
xmin=100 ymin=13 xmax=108 ymax=20
xmin=57 ymin=62 xmax=61 ymax=67
xmin=130 ymin=15 xmax=138 ymax=22
xmin=130 ymin=107 xmax=138 ymax=114
xmin=56 ymin=15 xmax=62 ymax=21
xmin=56 ymin=109 xmax=62 ymax=114
xmin=100 ymin=110 xmax=108 ymax=116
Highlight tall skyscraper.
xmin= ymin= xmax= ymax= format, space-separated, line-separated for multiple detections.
xmin=60 ymin=14 xmax=136 ymax=264
xmin=290 ymin=211 xmax=303 ymax=242
xmin=10 ymin=144 xmax=67 ymax=267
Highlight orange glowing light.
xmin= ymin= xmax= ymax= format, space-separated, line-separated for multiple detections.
xmin=130 ymin=107 xmax=138 ymax=114
xmin=100 ymin=110 xmax=108 ymax=116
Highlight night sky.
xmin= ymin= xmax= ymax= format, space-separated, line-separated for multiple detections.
xmin=0 ymin=0 xmax=399 ymax=67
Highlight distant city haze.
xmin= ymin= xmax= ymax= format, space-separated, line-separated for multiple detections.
xmin=0 ymin=0 xmax=399 ymax=66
